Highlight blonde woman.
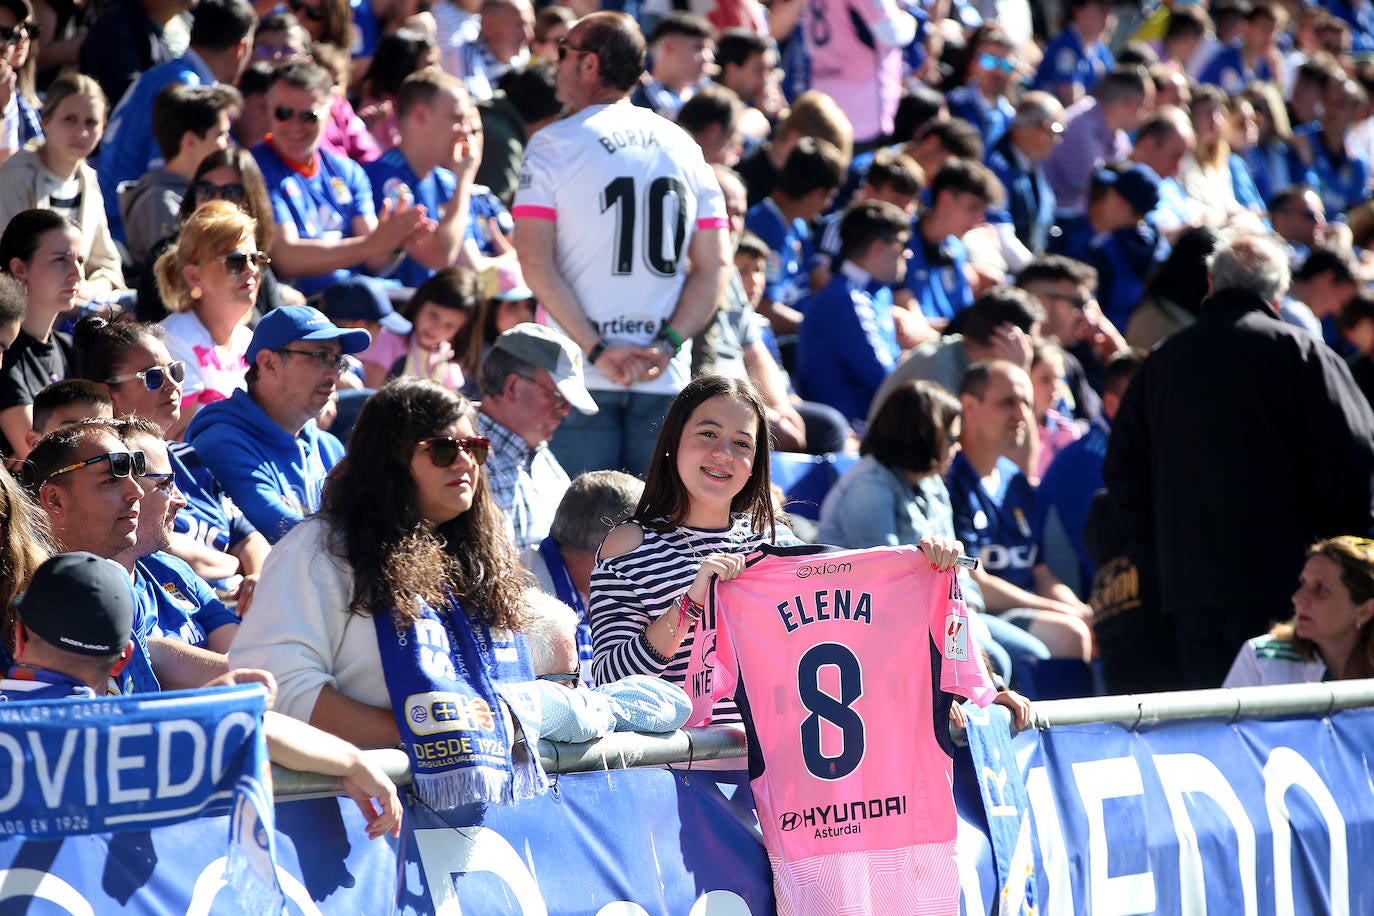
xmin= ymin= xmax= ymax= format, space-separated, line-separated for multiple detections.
xmin=154 ymin=201 xmax=267 ymax=433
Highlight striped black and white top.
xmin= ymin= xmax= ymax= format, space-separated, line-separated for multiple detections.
xmin=590 ymin=515 xmax=797 ymax=724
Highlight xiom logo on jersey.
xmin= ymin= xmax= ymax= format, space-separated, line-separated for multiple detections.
xmin=778 ymin=795 xmax=907 ymax=839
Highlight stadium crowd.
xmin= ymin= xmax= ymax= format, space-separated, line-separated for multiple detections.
xmin=0 ymin=0 xmax=1372 ymax=811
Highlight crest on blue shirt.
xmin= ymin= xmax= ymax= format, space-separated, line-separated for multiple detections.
xmin=330 ymin=176 xmax=352 ymax=205
xmin=160 ymin=581 xmax=195 ymax=609
xmin=1056 ymin=48 xmax=1076 ymax=75
xmin=382 ymin=177 xmax=413 ymax=210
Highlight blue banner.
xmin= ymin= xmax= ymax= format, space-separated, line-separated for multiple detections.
xmin=997 ymin=708 xmax=1374 ymax=916
xmin=1 ymin=707 xmax=1373 ymax=914
xmin=0 ymin=684 xmax=279 ymax=912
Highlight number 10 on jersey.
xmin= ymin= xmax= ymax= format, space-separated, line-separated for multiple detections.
xmin=601 ymin=176 xmax=689 ymax=276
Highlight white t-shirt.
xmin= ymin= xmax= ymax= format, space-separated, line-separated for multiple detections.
xmin=513 ymin=99 xmax=728 ymax=395
xmin=160 ymin=310 xmax=251 ymax=408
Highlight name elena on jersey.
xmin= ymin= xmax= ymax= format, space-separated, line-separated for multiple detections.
xmin=777 ymin=794 xmax=908 ymax=841
xmin=776 ymin=589 xmax=874 ymax=633
xmin=595 ymin=127 xmax=663 ymax=156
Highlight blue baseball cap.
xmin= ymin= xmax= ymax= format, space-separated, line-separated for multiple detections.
xmin=320 ymin=277 xmax=412 ymax=336
xmin=246 ymin=305 xmax=372 ymax=363
xmin=1093 ymin=163 xmax=1161 ymax=216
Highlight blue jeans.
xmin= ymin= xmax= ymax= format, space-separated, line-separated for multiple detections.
xmin=550 ymin=389 xmax=676 ymax=478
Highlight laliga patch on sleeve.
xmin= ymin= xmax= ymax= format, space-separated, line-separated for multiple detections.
xmin=944 ymin=615 xmax=969 ymax=662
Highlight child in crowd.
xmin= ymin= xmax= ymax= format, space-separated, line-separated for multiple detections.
xmin=589 ymin=375 xmax=804 ymax=723
xmin=1083 ymin=162 xmax=1170 ymax=332
xmin=1030 ymin=341 xmax=1082 ymax=480
xmin=359 ymin=265 xmax=479 ymax=390
xmin=0 ymin=73 xmax=124 ymax=298
xmin=26 ymin=379 xmax=112 ymax=452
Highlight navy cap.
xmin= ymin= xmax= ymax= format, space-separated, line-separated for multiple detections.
xmin=246 ymin=305 xmax=372 ymax=363
xmin=320 ymin=277 xmax=412 ymax=336
xmin=1094 ymin=163 xmax=1161 ymax=216
xmin=17 ymin=552 xmax=134 ymax=656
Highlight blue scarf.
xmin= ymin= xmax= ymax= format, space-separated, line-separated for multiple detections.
xmin=373 ymin=591 xmax=546 ymax=810
xmin=538 ymin=536 xmax=593 ymax=671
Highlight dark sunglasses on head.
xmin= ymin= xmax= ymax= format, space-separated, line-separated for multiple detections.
xmin=287 ymin=0 xmax=325 ymax=20
xmin=43 ymin=450 xmax=147 ymax=485
xmin=106 ymin=360 xmax=186 ymax=391
xmin=220 ymin=251 xmax=271 ymax=275
xmin=194 ymin=180 xmax=245 ymax=205
xmin=419 ymin=435 xmax=490 ymax=468
xmin=273 ymin=105 xmax=324 ymax=125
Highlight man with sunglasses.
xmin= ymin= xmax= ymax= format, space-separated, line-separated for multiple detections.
xmin=253 ymin=59 xmax=436 ymax=297
xmin=476 ymin=323 xmax=597 ymax=552
xmin=513 ymin=11 xmax=730 ymax=477
xmin=96 ymin=0 xmax=256 ymax=243
xmin=186 ymin=306 xmax=369 ymax=543
xmin=946 ymin=26 xmax=1021 ymax=151
xmin=27 ymin=420 xmax=234 ymax=693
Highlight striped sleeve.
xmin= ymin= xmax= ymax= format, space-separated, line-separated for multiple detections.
xmin=589 ymin=540 xmax=697 ymax=688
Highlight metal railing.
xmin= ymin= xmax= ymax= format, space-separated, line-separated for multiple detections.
xmin=271 ymin=681 xmax=1374 ymax=799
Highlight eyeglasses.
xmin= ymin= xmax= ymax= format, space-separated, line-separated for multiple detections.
xmin=138 ymin=471 xmax=177 ymax=495
xmin=217 ymin=251 xmax=271 ymax=275
xmin=522 ymin=374 xmax=568 ymax=410
xmin=276 ymin=347 xmax=348 ymax=371
xmin=106 ymin=360 xmax=186 ymax=390
xmin=557 ymin=37 xmax=595 ymax=62
xmin=272 ymin=105 xmax=326 ymax=125
xmin=419 ymin=435 xmax=490 ymax=468
xmin=43 ymin=450 xmax=147 ymax=485
xmin=978 ymin=52 xmax=1018 ymax=73
xmin=0 ymin=22 xmax=38 ymax=44
xmin=193 ymin=180 xmax=245 ymax=205
xmin=536 ymin=671 xmax=581 ymax=688
xmin=287 ymin=0 xmax=325 ymax=21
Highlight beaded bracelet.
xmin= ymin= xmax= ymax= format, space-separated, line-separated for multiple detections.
xmin=639 ymin=625 xmax=673 ymax=665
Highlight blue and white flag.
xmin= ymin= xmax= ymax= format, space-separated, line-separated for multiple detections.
xmin=0 ymin=683 xmax=281 ymax=912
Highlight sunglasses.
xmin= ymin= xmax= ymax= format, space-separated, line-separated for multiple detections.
xmin=219 ymin=251 xmax=271 ymax=275
xmin=254 ymin=42 xmax=302 ymax=61
xmin=138 ymin=471 xmax=178 ymax=495
xmin=288 ymin=0 xmax=325 ymax=21
xmin=419 ymin=435 xmax=490 ymax=468
xmin=276 ymin=347 xmax=348 ymax=371
xmin=557 ymin=37 xmax=594 ymax=62
xmin=106 ymin=360 xmax=187 ymax=390
xmin=978 ymin=52 xmax=1018 ymax=73
xmin=272 ymin=105 xmax=325 ymax=125
xmin=193 ymin=180 xmax=245 ymax=205
xmin=43 ymin=450 xmax=147 ymax=485
xmin=536 ymin=671 xmax=581 ymax=688
xmin=0 ymin=21 xmax=37 ymax=44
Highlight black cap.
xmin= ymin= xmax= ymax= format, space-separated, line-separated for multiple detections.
xmin=17 ymin=552 xmax=134 ymax=656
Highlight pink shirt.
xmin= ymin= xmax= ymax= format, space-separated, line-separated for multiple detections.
xmin=1037 ymin=408 xmax=1082 ymax=478
xmin=360 ymin=328 xmax=465 ymax=391
xmin=805 ymin=0 xmax=913 ymax=142
xmin=696 ymin=545 xmax=995 ymax=916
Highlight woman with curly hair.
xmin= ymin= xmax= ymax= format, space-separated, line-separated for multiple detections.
xmin=230 ymin=377 xmax=536 ymax=787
